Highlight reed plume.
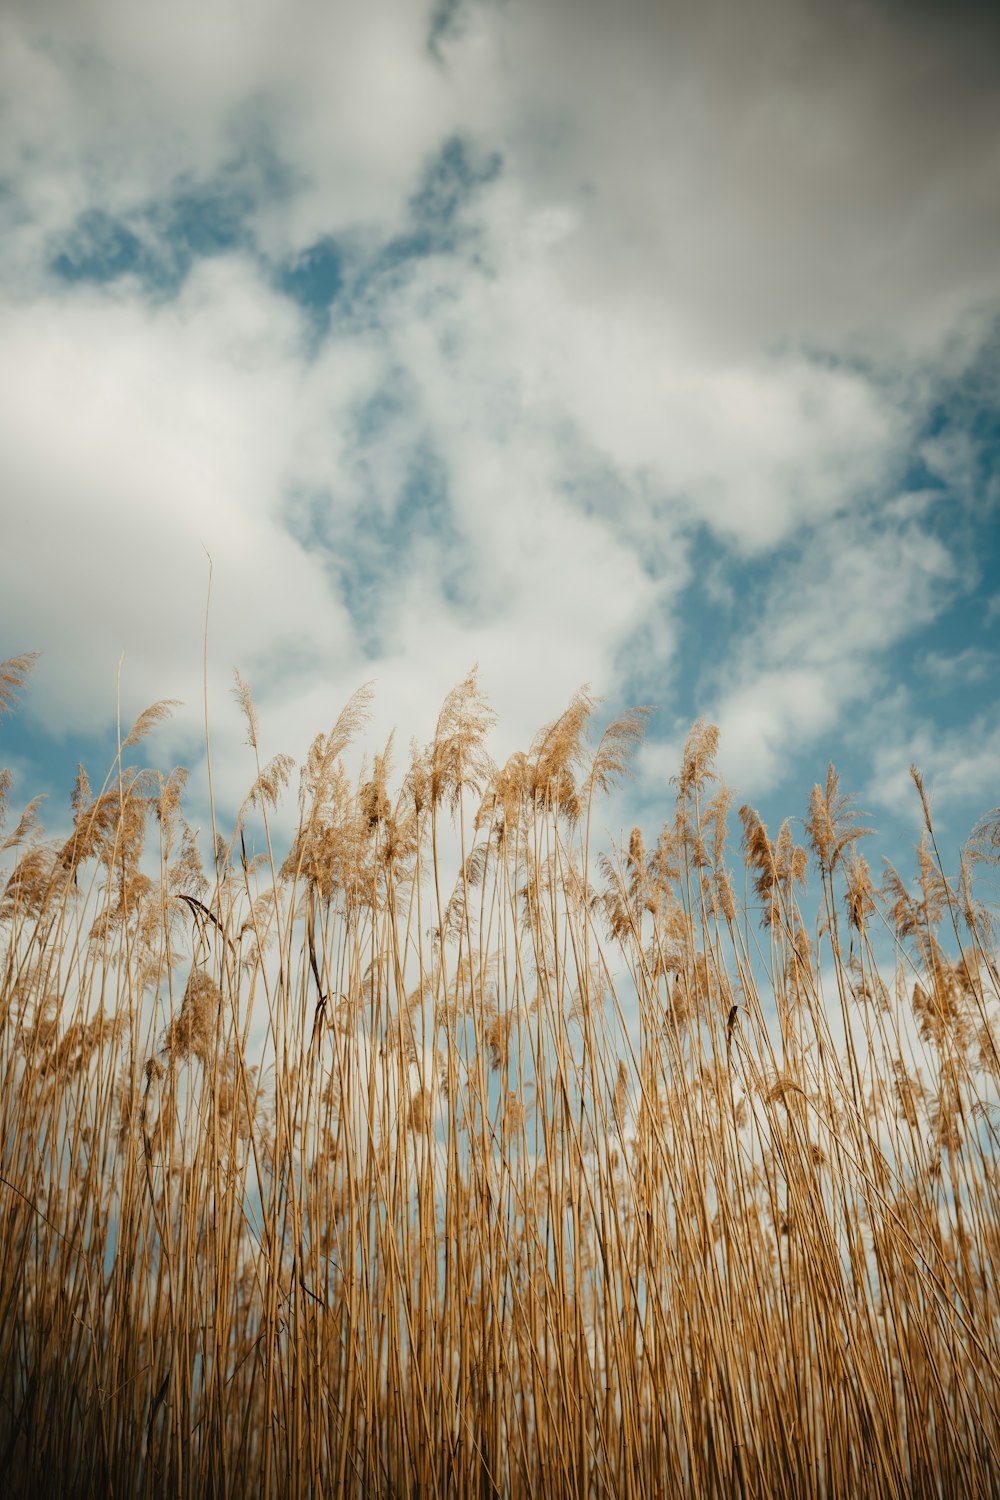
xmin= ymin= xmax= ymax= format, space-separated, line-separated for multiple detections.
xmin=0 ymin=665 xmax=997 ymax=1499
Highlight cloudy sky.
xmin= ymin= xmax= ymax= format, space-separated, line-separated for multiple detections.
xmin=2 ymin=0 xmax=998 ymax=859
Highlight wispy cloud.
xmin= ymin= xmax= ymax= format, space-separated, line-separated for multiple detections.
xmin=868 ymin=710 xmax=1000 ymax=828
xmin=921 ymin=646 xmax=997 ymax=688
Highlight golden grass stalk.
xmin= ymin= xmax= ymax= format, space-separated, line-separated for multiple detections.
xmin=0 ymin=660 xmax=997 ymax=1498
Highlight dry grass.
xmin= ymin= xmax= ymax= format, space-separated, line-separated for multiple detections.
xmin=1 ymin=656 xmax=998 ymax=1498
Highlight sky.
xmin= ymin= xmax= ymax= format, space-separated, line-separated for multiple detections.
xmin=1 ymin=0 xmax=999 ymax=873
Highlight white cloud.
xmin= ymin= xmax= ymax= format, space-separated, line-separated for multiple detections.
xmin=1 ymin=0 xmax=997 ymax=842
xmin=675 ymin=513 xmax=961 ymax=795
xmin=921 ymin=647 xmax=997 ymax=687
xmin=0 ymin=261 xmax=352 ymax=742
xmin=0 ymin=1 xmax=461 ymax=259
xmin=0 ymin=235 xmax=671 ymax=821
xmin=868 ymin=712 xmax=1000 ymax=827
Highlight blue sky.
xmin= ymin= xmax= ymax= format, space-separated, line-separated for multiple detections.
xmin=1 ymin=0 xmax=998 ymax=881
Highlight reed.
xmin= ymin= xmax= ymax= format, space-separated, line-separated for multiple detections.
xmin=1 ymin=656 xmax=997 ymax=1498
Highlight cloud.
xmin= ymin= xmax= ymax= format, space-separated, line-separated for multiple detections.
xmin=921 ymin=647 xmax=997 ymax=688
xmin=0 ymin=1 xmax=458 ymax=237
xmin=468 ymin=0 xmax=1000 ymax=353
xmin=1 ymin=0 xmax=998 ymax=851
xmin=640 ymin=505 xmax=961 ymax=796
xmin=0 ymin=259 xmax=353 ymax=733
xmin=0 ymin=229 xmax=669 ymax=816
xmin=867 ymin=711 xmax=1000 ymax=827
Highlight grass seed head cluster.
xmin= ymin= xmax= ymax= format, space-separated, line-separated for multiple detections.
xmin=0 ymin=655 xmax=998 ymax=1498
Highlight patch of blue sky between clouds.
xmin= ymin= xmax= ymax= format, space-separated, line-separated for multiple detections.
xmin=283 ymin=403 xmax=470 ymax=662
xmin=1 ymin=711 xmax=148 ymax=850
xmin=879 ymin=328 xmax=1000 ymax=697
xmin=336 ymin=134 xmax=503 ymax=323
xmin=427 ymin=0 xmax=467 ymax=59
xmin=47 ymin=143 xmax=289 ymax=299
xmin=274 ymin=238 xmax=344 ymax=341
xmin=271 ymin=135 xmax=508 ymax=655
xmin=268 ymin=136 xmax=503 ymax=350
xmin=49 ymin=189 xmax=254 ymax=298
xmin=45 ymin=124 xmax=501 ymax=352
xmin=408 ymin=134 xmax=503 ymax=233
xmin=617 ymin=320 xmax=1000 ymax=876
xmin=921 ymin=316 xmax=1000 ymax=509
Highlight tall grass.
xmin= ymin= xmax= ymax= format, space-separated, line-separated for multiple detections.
xmin=1 ymin=656 xmax=998 ymax=1498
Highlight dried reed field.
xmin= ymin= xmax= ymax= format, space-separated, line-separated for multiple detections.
xmin=1 ymin=651 xmax=998 ymax=1498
